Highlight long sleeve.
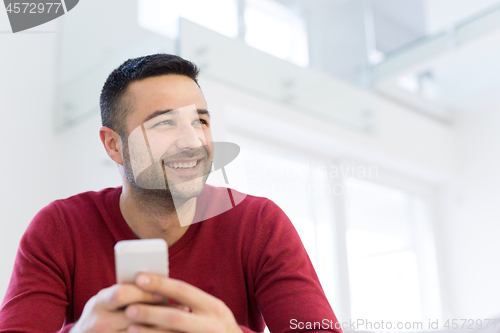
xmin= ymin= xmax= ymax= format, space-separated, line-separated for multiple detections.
xmin=250 ymin=201 xmax=342 ymax=333
xmin=0 ymin=203 xmax=74 ymax=332
xmin=0 ymin=186 xmax=343 ymax=333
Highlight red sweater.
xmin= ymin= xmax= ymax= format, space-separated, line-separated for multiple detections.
xmin=0 ymin=185 xmax=340 ymax=333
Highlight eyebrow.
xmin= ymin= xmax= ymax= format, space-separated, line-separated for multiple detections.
xmin=143 ymin=108 xmax=210 ymax=123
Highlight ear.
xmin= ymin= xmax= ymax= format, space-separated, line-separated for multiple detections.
xmin=100 ymin=126 xmax=124 ymax=166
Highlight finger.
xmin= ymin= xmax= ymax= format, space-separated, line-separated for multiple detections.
xmin=168 ymin=304 xmax=191 ymax=312
xmin=179 ymin=305 xmax=191 ymax=312
xmin=97 ymin=284 xmax=164 ymax=310
xmin=135 ymin=273 xmax=215 ymax=313
xmin=126 ymin=303 xmax=202 ymax=332
xmin=111 ymin=312 xmax=133 ymax=331
xmin=89 ymin=311 xmax=132 ymax=332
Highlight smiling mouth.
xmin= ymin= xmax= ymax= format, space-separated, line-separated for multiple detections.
xmin=164 ymin=158 xmax=203 ymax=169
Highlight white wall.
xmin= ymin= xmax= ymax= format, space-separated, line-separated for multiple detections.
xmin=0 ymin=14 xmax=121 ymax=301
xmin=200 ymin=77 xmax=457 ymax=184
xmin=440 ymin=107 xmax=500 ymax=319
xmin=0 ymin=17 xmax=59 ymax=300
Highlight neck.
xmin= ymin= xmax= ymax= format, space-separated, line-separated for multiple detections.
xmin=119 ymin=182 xmax=196 ymax=247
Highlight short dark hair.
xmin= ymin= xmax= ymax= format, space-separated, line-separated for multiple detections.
xmin=100 ymin=53 xmax=200 ymax=137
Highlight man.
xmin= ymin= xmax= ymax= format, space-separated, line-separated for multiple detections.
xmin=0 ymin=54 xmax=341 ymax=332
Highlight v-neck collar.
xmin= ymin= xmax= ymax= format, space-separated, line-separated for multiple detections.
xmin=109 ymin=187 xmax=203 ymax=258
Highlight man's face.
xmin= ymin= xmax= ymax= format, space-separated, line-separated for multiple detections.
xmin=121 ymin=74 xmax=213 ymax=200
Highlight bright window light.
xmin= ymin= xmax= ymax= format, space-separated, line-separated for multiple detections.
xmin=227 ymin=134 xmax=336 ymax=317
xmin=245 ymin=8 xmax=293 ymax=60
xmin=138 ymin=0 xmax=238 ymax=39
xmin=344 ymin=178 xmax=424 ymax=328
xmin=244 ymin=0 xmax=309 ymax=67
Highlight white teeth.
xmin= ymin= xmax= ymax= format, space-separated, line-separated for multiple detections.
xmin=167 ymin=160 xmax=198 ymax=169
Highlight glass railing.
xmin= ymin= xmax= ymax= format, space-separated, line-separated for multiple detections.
xmin=363 ymin=3 xmax=500 ymax=84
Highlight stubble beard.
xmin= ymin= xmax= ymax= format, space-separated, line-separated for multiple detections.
xmin=121 ymin=139 xmax=212 ymax=212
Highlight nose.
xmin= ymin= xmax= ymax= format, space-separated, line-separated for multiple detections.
xmin=175 ymin=122 xmax=203 ymax=150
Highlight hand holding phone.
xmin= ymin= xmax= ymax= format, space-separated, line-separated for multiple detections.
xmin=114 ymin=239 xmax=169 ymax=284
xmin=71 ymin=240 xmax=168 ymax=333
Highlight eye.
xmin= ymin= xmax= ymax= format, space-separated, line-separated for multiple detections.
xmin=153 ymin=119 xmax=174 ymax=127
xmin=193 ymin=119 xmax=208 ymax=126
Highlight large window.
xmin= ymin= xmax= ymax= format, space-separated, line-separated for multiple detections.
xmin=244 ymin=0 xmax=309 ymax=67
xmin=137 ymin=0 xmax=309 ymax=67
xmin=226 ymin=134 xmax=337 ymax=309
xmin=226 ymin=133 xmax=442 ymax=330
xmin=344 ymin=178 xmax=440 ymax=327
xmin=137 ymin=0 xmax=239 ymax=39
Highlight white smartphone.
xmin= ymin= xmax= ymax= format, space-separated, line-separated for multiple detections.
xmin=114 ymin=239 xmax=169 ymax=284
